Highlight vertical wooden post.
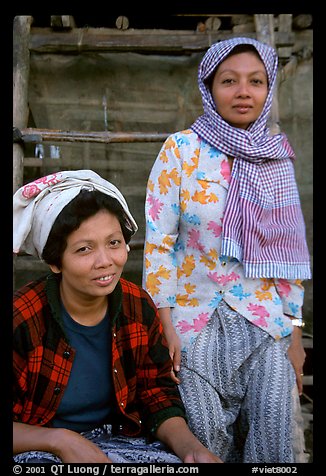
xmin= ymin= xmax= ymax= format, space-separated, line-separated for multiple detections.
xmin=254 ymin=14 xmax=280 ymax=134
xmin=13 ymin=16 xmax=33 ymax=193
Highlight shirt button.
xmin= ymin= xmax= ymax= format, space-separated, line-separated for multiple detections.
xmin=219 ymin=290 xmax=224 ymax=294
xmin=63 ymin=351 xmax=70 ymax=359
xmin=114 ymin=368 xmax=118 ymax=373
xmin=54 ymin=387 xmax=61 ymax=395
xmin=221 ymin=261 xmax=226 ymax=266
xmin=113 ymin=333 xmax=117 ymax=338
xmin=120 ymin=402 xmax=124 ymax=407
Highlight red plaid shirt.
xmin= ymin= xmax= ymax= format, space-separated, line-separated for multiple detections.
xmin=13 ymin=273 xmax=186 ymax=436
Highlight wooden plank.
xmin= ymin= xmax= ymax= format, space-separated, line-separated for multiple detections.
xmin=13 ymin=16 xmax=33 ymax=193
xmin=29 ymin=28 xmax=294 ymax=54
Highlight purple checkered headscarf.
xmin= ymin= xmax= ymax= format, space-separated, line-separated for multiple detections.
xmin=191 ymin=37 xmax=311 ymax=279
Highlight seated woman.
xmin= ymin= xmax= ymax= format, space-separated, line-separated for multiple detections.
xmin=13 ymin=169 xmax=222 ymax=464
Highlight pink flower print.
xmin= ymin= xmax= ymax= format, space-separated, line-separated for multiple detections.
xmin=276 ymin=279 xmax=292 ymax=298
xmin=193 ymin=313 xmax=209 ymax=332
xmin=207 ymin=271 xmax=240 ymax=285
xmin=187 ymin=229 xmax=204 ymax=251
xmin=22 ymin=173 xmax=61 ymax=198
xmin=176 ymin=320 xmax=194 ymax=334
xmin=35 ymin=173 xmax=60 ymax=185
xmin=218 ymin=272 xmax=240 ymax=285
xmin=207 ymin=220 xmax=222 ymax=238
xmin=252 ymin=316 xmax=268 ymax=327
xmin=207 ymin=272 xmax=219 ymax=283
xmin=147 ymin=194 xmax=164 ymax=221
xmin=220 ymin=159 xmax=231 ymax=183
xmin=22 ymin=183 xmax=41 ymax=199
xmin=247 ymin=303 xmax=270 ymax=319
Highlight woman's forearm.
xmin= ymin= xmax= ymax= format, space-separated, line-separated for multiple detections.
xmin=13 ymin=422 xmax=62 ymax=455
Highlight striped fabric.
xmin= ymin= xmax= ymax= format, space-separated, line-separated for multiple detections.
xmin=191 ymin=37 xmax=311 ymax=279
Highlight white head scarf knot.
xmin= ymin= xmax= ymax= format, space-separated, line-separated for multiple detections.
xmin=13 ymin=169 xmax=138 ymax=259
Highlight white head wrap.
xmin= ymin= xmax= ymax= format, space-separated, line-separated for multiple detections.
xmin=13 ymin=169 xmax=138 ymax=258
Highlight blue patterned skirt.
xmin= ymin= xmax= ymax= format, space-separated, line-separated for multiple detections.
xmin=13 ymin=425 xmax=182 ymax=463
xmin=178 ymin=300 xmax=296 ymax=463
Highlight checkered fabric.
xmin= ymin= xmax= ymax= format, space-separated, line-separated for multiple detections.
xmin=191 ymin=37 xmax=311 ymax=279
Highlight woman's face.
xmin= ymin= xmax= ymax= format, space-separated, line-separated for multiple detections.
xmin=50 ymin=209 xmax=128 ymax=300
xmin=211 ymin=51 xmax=268 ymax=129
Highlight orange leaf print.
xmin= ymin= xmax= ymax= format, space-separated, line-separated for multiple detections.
xmin=208 ymin=249 xmax=218 ymax=261
xmin=180 ymin=201 xmax=188 ymax=213
xmin=146 ymin=273 xmax=161 ymax=296
xmin=294 ymin=279 xmax=304 ymax=288
xmin=192 ymin=190 xmax=209 ymax=204
xmin=157 ymin=265 xmax=170 ymax=280
xmin=147 ymin=179 xmax=154 ymax=193
xmin=158 ymin=170 xmax=171 ymax=195
xmin=183 ymin=162 xmax=196 ymax=177
xmin=162 ymin=236 xmax=174 ymax=247
xmin=189 ymin=298 xmax=199 ymax=307
xmin=261 ymin=278 xmax=273 ymax=291
xmin=200 ymin=255 xmax=216 ymax=270
xmin=169 ymin=168 xmax=180 ymax=185
xmin=255 ymin=290 xmax=273 ymax=301
xmin=181 ymin=189 xmax=190 ymax=201
xmin=176 ymin=294 xmax=189 ymax=306
xmin=197 ymin=179 xmax=210 ymax=190
xmin=145 ymin=242 xmax=156 ymax=255
xmin=165 ymin=137 xmax=176 ymax=150
xmin=181 ymin=255 xmax=195 ymax=277
xmin=160 ymin=150 xmax=170 ymax=163
xmin=184 ymin=283 xmax=196 ymax=294
xmin=208 ymin=193 xmax=218 ymax=203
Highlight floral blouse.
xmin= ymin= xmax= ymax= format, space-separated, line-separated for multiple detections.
xmin=143 ymin=130 xmax=304 ymax=352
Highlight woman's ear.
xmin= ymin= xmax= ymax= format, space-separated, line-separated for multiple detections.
xmin=49 ymin=264 xmax=61 ymax=274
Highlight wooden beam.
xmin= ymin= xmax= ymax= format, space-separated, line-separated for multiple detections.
xmin=29 ymin=27 xmax=294 ymax=54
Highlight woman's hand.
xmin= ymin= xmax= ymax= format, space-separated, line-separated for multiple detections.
xmin=14 ymin=423 xmax=112 ymax=463
xmin=156 ymin=416 xmax=223 ymax=463
xmin=158 ymin=308 xmax=181 ymax=384
xmin=53 ymin=428 xmax=112 ymax=463
xmin=287 ymin=326 xmax=306 ymax=395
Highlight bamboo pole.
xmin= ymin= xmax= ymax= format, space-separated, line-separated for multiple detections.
xmin=18 ymin=128 xmax=170 ymax=144
xmin=13 ymin=16 xmax=33 ymax=193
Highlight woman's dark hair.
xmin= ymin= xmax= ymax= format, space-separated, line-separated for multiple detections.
xmin=205 ymin=44 xmax=265 ymax=90
xmin=42 ymin=190 xmax=133 ymax=267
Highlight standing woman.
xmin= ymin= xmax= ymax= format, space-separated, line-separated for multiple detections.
xmin=13 ymin=169 xmax=222 ymax=464
xmin=143 ymin=37 xmax=311 ymax=463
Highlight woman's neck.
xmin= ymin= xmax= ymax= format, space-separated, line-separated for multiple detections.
xmin=60 ymin=285 xmax=108 ymax=327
